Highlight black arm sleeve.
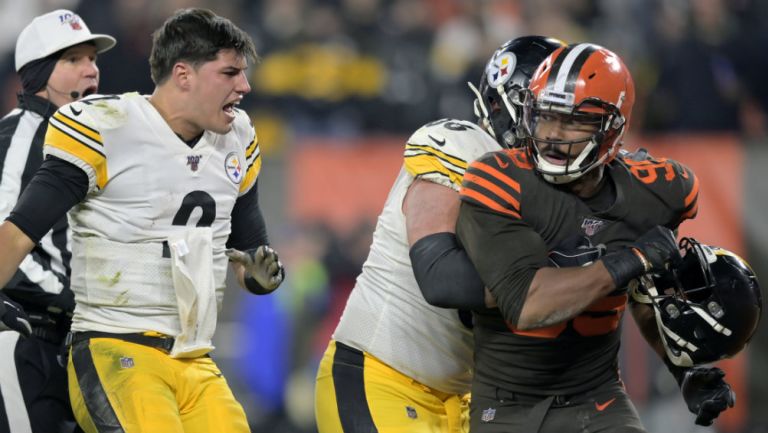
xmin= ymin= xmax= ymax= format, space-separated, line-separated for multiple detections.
xmin=409 ymin=232 xmax=485 ymax=310
xmin=6 ymin=156 xmax=88 ymax=242
xmin=226 ymin=180 xmax=268 ymax=251
xmin=455 ymin=202 xmax=549 ymax=326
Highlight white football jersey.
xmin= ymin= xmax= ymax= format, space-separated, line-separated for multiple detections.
xmin=43 ymin=92 xmax=261 ymax=335
xmin=333 ymin=119 xmax=500 ymax=394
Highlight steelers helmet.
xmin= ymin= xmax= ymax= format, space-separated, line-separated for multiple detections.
xmin=634 ymin=238 xmax=762 ymax=367
xmin=468 ymin=36 xmax=565 ymax=148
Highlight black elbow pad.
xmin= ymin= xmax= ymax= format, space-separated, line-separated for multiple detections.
xmin=409 ymin=232 xmax=485 ymax=310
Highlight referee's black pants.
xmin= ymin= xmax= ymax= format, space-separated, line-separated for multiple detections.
xmin=0 ymin=329 xmax=81 ymax=433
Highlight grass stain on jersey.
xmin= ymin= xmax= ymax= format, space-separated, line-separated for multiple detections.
xmin=97 ymin=271 xmax=122 ymax=287
xmin=114 ymin=289 xmax=130 ymax=305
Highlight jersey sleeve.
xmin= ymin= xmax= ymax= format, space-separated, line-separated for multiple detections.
xmin=43 ymin=101 xmax=106 ymax=193
xmin=622 ymin=149 xmax=699 ymax=227
xmin=456 ymin=149 xmax=548 ymax=325
xmin=672 ymin=160 xmax=699 ymax=224
xmin=456 ymin=197 xmax=549 ymax=326
xmin=459 ymin=150 xmax=523 ymax=219
xmin=403 ymin=119 xmax=496 ymax=192
xmin=236 ymin=111 xmax=261 ymax=196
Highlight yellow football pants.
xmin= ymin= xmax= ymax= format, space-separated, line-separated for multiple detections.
xmin=315 ymin=340 xmax=469 ymax=433
xmin=67 ymin=337 xmax=250 ymax=433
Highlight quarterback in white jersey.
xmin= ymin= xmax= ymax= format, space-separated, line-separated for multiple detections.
xmin=0 ymin=9 xmax=284 ymax=433
xmin=45 ymin=92 xmax=260 ymax=344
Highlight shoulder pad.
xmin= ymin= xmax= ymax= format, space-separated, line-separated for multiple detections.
xmin=65 ymin=93 xmax=128 ymax=130
xmin=407 ymin=119 xmax=500 ymax=162
xmin=459 ymin=149 xmax=526 ymax=219
xmin=230 ymin=108 xmax=254 ymax=141
xmin=619 ymin=152 xmax=699 ymax=223
xmin=404 ymin=119 xmax=500 ymax=191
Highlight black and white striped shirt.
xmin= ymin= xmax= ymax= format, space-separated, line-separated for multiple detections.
xmin=0 ymin=93 xmax=73 ymax=314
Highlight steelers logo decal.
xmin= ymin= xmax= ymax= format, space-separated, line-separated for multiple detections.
xmin=486 ymin=52 xmax=517 ymax=88
xmin=225 ymin=152 xmax=243 ymax=184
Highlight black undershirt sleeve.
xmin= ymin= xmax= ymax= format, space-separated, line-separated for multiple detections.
xmin=455 ymin=201 xmax=549 ymax=326
xmin=226 ymin=180 xmax=268 ymax=251
xmin=6 ymin=156 xmax=88 ymax=243
xmin=409 ymin=232 xmax=486 ymax=310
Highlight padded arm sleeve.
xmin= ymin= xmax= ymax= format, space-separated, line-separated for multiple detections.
xmin=409 ymin=232 xmax=485 ymax=310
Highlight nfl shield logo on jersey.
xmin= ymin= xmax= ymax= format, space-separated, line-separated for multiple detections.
xmin=481 ymin=407 xmax=496 ymax=422
xmin=581 ymin=217 xmax=607 ymax=236
xmin=225 ymin=152 xmax=243 ymax=184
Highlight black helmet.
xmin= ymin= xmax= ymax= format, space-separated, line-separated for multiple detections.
xmin=469 ymin=36 xmax=565 ymax=148
xmin=635 ymin=238 xmax=763 ymax=367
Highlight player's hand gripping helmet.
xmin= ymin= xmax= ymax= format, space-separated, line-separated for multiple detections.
xmin=521 ymin=43 xmax=635 ymax=184
xmin=633 ymin=238 xmax=763 ymax=367
xmin=468 ymin=36 xmax=565 ymax=148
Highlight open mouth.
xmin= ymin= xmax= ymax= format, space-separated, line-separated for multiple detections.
xmin=542 ymin=151 xmax=571 ymax=166
xmin=223 ymin=100 xmax=241 ymax=118
xmin=81 ymin=86 xmax=98 ymax=97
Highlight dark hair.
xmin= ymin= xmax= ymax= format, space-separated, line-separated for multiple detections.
xmin=149 ymin=8 xmax=258 ymax=85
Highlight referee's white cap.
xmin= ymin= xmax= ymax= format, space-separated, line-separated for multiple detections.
xmin=15 ymin=9 xmax=116 ymax=71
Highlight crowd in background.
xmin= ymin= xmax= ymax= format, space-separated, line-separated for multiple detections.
xmin=3 ymin=0 xmax=768 ymax=139
xmin=1 ymin=0 xmax=767 ymax=432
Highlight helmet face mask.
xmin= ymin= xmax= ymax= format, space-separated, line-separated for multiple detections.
xmin=469 ymin=36 xmax=566 ymax=148
xmin=636 ymin=238 xmax=763 ymax=367
xmin=522 ymin=94 xmax=625 ymax=183
xmin=523 ymin=43 xmax=635 ymax=184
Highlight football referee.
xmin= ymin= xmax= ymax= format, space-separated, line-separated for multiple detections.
xmin=0 ymin=10 xmax=114 ymax=433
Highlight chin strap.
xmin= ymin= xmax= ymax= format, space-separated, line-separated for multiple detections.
xmin=467 ymin=81 xmax=494 ymax=139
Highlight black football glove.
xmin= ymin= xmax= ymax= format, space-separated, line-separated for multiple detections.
xmin=631 ymin=226 xmax=682 ymax=272
xmin=601 ymin=226 xmax=681 ymax=289
xmin=680 ymin=367 xmax=735 ymax=426
xmin=226 ymin=245 xmax=285 ymax=294
xmin=0 ymin=292 xmax=32 ymax=337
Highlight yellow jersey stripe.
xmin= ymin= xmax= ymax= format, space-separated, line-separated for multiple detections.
xmin=245 ymin=131 xmax=258 ymax=159
xmin=405 ymin=143 xmax=467 ymax=170
xmin=53 ymin=111 xmax=103 ymax=144
xmin=404 ymin=154 xmax=463 ymax=187
xmin=239 ymin=153 xmax=262 ymax=193
xmin=45 ymin=126 xmax=108 ymax=189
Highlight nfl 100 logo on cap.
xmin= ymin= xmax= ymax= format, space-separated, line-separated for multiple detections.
xmin=15 ymin=9 xmax=116 ymax=71
xmin=58 ymin=12 xmax=82 ymax=30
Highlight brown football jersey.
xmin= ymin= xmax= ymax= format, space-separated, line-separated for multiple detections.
xmin=456 ymin=147 xmax=698 ymax=395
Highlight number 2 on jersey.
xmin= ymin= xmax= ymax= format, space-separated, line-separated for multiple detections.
xmin=172 ymin=191 xmax=216 ymax=227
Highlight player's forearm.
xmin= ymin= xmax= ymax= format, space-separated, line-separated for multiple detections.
xmin=629 ymin=300 xmax=666 ymax=358
xmin=0 ymin=222 xmax=36 ymax=289
xmin=515 ymin=262 xmax=616 ymax=330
